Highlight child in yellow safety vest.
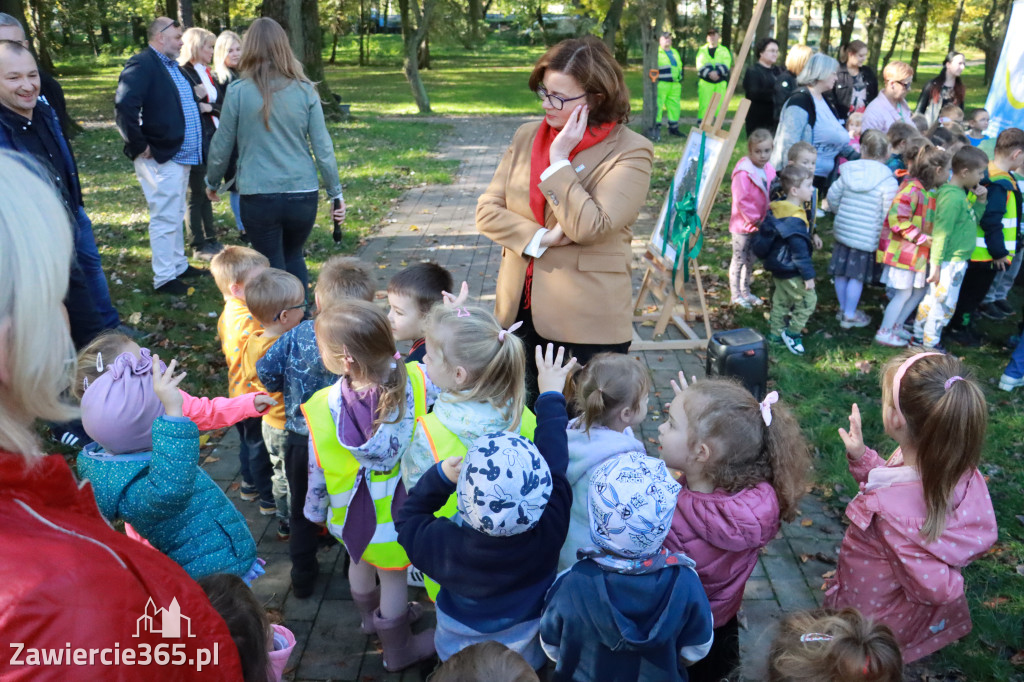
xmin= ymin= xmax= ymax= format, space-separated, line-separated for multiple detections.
xmin=301 ymin=301 xmax=441 ymax=672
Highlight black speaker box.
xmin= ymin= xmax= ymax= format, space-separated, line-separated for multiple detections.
xmin=705 ymin=328 xmax=769 ymax=399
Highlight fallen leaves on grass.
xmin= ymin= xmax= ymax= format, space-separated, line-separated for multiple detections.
xmin=854 ymin=360 xmax=872 ymax=374
xmin=800 ymin=518 xmax=814 ymax=527
xmin=983 ymin=596 xmax=1009 ymax=609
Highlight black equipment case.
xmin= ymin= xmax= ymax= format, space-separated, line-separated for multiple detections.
xmin=705 ymin=328 xmax=769 ymax=399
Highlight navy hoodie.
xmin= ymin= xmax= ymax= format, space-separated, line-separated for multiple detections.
xmin=540 ymin=559 xmax=713 ymax=681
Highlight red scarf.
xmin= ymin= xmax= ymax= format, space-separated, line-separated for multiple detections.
xmin=522 ymin=120 xmax=616 ymax=309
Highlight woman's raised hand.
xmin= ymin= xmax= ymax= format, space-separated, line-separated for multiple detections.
xmin=838 ymin=403 xmax=866 ymax=461
xmin=152 ymin=355 xmax=187 ymax=418
xmin=549 ymin=104 xmax=589 ymax=165
xmin=535 ymin=343 xmax=578 ymax=396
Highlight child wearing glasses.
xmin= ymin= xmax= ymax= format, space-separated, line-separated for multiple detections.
xmin=240 ymin=268 xmax=309 ymax=538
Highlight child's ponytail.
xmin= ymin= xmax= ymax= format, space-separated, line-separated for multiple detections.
xmin=315 ymin=301 xmax=408 ymax=428
xmin=761 ymin=395 xmax=811 ymax=523
xmin=573 ymin=353 xmax=651 ymax=433
xmin=425 ymin=306 xmax=526 ymax=428
xmin=769 ymin=608 xmax=902 ymax=682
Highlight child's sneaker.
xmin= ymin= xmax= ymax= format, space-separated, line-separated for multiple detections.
xmin=895 ymin=325 xmax=913 ymax=341
xmin=781 ymin=330 xmax=805 ymax=355
xmin=766 ymin=332 xmax=784 ymax=344
xmin=277 ymin=519 xmax=291 ymax=540
xmin=239 ymin=482 xmax=259 ymax=501
xmin=999 ymin=374 xmax=1024 ymax=392
xmin=259 ymin=500 xmax=277 ymax=516
xmin=731 ymin=297 xmax=753 ymax=310
xmin=743 ymin=293 xmax=763 ymax=307
xmin=874 ymin=328 xmax=908 ymax=347
xmin=839 ymin=311 xmax=871 ymax=329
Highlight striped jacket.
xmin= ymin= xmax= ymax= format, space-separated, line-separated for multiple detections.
xmin=877 ymin=178 xmax=934 ymax=272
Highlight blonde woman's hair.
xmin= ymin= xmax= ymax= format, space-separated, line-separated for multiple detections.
xmin=244 ymin=268 xmax=305 ymax=326
xmin=0 ymin=151 xmax=78 ymax=459
xmin=238 ymin=17 xmax=314 ymax=131
xmin=424 ymin=305 xmax=526 ymax=429
xmin=210 ymin=246 xmax=270 ymax=296
xmin=574 ymin=353 xmax=651 ymax=433
xmin=73 ymin=331 xmax=134 ymax=400
xmin=213 ymin=30 xmax=242 ymax=84
xmin=882 ymin=60 xmax=914 ymax=86
xmin=879 ymin=351 xmax=987 ymax=542
xmin=315 ymin=301 xmax=407 ymax=428
xmin=769 ymin=608 xmax=902 ymax=681
xmin=178 ymin=27 xmax=215 ymax=66
xmin=785 ymin=44 xmax=813 ymax=76
xmin=680 ymin=379 xmax=810 ymax=522
xmin=430 ymin=641 xmax=540 ymax=682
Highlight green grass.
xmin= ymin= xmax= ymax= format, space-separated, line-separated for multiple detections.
xmin=55 ymin=39 xmax=1022 ymax=678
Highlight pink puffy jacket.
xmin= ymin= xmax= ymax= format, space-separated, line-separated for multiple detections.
xmin=729 ymin=157 xmax=776 ymax=235
xmin=824 ymin=448 xmax=997 ymax=662
xmin=663 ymin=481 xmax=781 ymax=625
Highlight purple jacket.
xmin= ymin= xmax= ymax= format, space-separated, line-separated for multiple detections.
xmin=663 ymin=481 xmax=780 ymax=624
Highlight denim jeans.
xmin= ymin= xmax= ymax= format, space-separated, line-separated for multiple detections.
xmin=240 ymin=192 xmax=318 ymax=289
xmin=229 ymin=191 xmax=245 ymax=233
xmin=74 ymin=206 xmax=119 ymax=329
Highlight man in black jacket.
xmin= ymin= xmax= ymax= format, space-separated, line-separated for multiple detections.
xmin=0 ymin=13 xmax=73 ymax=137
xmin=115 ymin=17 xmax=205 ymax=295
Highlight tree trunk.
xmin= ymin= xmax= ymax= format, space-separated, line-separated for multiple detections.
xmin=637 ymin=0 xmax=664 ymax=136
xmin=261 ymin=0 xmax=345 ymax=117
xmin=865 ymin=0 xmax=891 ymax=73
xmin=223 ymin=0 xmax=230 ymax=30
xmin=721 ymin=0 xmax=735 ymax=49
xmin=909 ymin=0 xmax=928 ymax=80
xmin=602 ymin=0 xmax=626 ymax=53
xmin=27 ymin=0 xmax=54 ymax=71
xmin=468 ymin=0 xmax=482 ymax=43
xmin=982 ymin=0 xmax=1012 ymax=86
xmin=165 ymin=0 xmax=176 ymax=22
xmin=756 ymin=0 xmax=773 ymax=46
xmin=882 ymin=6 xmax=906 ymax=66
xmin=947 ymin=0 xmax=966 ymax=54
xmin=736 ymin=0 xmax=754 ymax=50
xmin=0 ymin=0 xmax=28 ymax=31
xmin=775 ymin=0 xmax=792 ymax=63
xmin=330 ymin=31 xmax=338 ymax=63
xmin=419 ymin=34 xmax=430 ymax=70
xmin=820 ymin=0 xmax=833 ymax=53
xmin=839 ymin=0 xmax=857 ymax=47
xmin=358 ymin=0 xmax=366 ymax=65
xmin=799 ymin=0 xmax=811 ymax=44
xmin=95 ymin=0 xmax=112 ymax=43
xmin=178 ymin=0 xmax=193 ymax=27
xmin=665 ymin=0 xmax=679 ymax=41
xmin=704 ymin=0 xmax=713 ymax=33
xmin=397 ymin=0 xmax=433 ymax=112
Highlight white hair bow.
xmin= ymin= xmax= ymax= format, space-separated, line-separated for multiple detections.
xmin=760 ymin=391 xmax=779 ymax=426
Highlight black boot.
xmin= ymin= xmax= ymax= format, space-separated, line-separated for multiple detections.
xmin=648 ymin=123 xmax=661 ymax=142
xmin=668 ymin=122 xmax=684 ymax=137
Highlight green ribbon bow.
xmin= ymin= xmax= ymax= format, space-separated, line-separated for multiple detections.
xmin=660 ymin=132 xmax=706 ymax=291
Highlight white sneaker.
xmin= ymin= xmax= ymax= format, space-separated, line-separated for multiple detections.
xmin=874 ymin=328 xmax=908 ymax=347
xmin=999 ymin=374 xmax=1024 ymax=392
xmin=744 ymin=293 xmax=764 ymax=307
xmin=781 ymin=330 xmax=805 ymax=355
xmin=839 ymin=311 xmax=871 ymax=329
xmin=732 ymin=297 xmax=753 ymax=310
xmin=894 ymin=326 xmax=912 ymax=341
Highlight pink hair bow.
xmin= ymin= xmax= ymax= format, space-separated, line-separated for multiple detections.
xmin=759 ymin=391 xmax=779 ymax=426
xmin=498 ymin=321 xmax=523 ymax=343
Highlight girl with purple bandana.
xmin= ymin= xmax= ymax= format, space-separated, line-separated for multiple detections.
xmin=76 ymin=349 xmax=261 ymax=582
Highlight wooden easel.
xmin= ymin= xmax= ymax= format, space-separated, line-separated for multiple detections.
xmin=631 ymin=0 xmax=769 ymax=351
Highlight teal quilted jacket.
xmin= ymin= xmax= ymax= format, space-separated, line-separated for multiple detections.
xmin=77 ymin=416 xmax=257 ymax=579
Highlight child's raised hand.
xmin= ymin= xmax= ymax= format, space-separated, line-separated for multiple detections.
xmin=838 ymin=403 xmax=866 ymax=460
xmin=254 ymin=394 xmax=278 ymax=413
xmin=152 ymin=355 xmax=187 ymax=418
xmin=535 ymin=343 xmax=578 ymax=395
xmin=670 ymin=371 xmax=697 ymax=397
xmin=973 ymin=183 xmax=988 ymax=201
xmin=442 ymin=281 xmax=470 ymax=309
xmin=441 ymin=455 xmax=464 ymax=484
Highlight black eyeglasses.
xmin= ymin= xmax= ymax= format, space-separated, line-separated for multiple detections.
xmin=535 ymin=87 xmax=588 ymax=111
xmin=158 ymin=20 xmax=181 ymax=33
xmin=273 ymin=301 xmax=310 ymax=322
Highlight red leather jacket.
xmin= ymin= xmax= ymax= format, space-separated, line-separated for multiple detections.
xmin=0 ymin=452 xmax=243 ymax=680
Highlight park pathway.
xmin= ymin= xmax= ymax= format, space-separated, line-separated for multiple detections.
xmin=203 ymin=116 xmax=845 ymax=681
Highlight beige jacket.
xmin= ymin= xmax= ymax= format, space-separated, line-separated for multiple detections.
xmin=476 ymin=121 xmax=654 ymax=345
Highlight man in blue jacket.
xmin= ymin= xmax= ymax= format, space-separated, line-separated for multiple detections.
xmin=115 ymin=17 xmax=204 ymax=295
xmin=0 ymin=40 xmax=121 ymax=347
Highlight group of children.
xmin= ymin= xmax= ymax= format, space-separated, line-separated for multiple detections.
xmin=62 ymin=229 xmax=1001 ymax=679
xmin=731 ymin=106 xmax=1023 ymax=357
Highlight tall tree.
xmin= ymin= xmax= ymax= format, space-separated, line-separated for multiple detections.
xmin=864 ymin=0 xmax=891 ymax=73
xmin=468 ymin=0 xmax=483 ymax=43
xmin=982 ymin=0 xmax=1012 ymax=85
xmin=882 ymin=3 xmax=907 ymax=66
xmin=179 ymin=0 xmax=194 ymax=27
xmin=634 ymin=0 xmax=664 ymax=136
xmin=947 ymin=0 xmax=966 ymax=54
xmin=95 ymin=0 xmax=111 ymax=44
xmin=27 ymin=0 xmax=53 ymax=70
xmin=704 ymin=0 xmax=713 ymax=33
xmin=0 ymin=0 xmax=27 ymax=29
xmin=775 ymin=0 xmax=792 ymax=63
xmin=397 ymin=0 xmax=434 ymax=112
xmin=909 ymin=0 xmax=927 ymax=78
xmin=736 ymin=0 xmax=754 ymax=51
xmin=820 ymin=0 xmax=833 ymax=52
xmin=838 ymin=0 xmax=857 ymax=47
xmin=798 ymin=0 xmax=810 ymax=44
xmin=602 ymin=0 xmax=626 ymax=53
xmin=261 ymin=0 xmax=345 ymax=116
xmin=720 ymin=0 xmax=735 ymax=47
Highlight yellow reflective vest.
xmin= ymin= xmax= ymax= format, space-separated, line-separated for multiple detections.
xmin=970 ymin=167 xmax=1019 ymax=263
xmin=301 ymin=363 xmax=429 ymax=570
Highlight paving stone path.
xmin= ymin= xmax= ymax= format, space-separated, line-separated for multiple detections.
xmin=203 ymin=116 xmax=845 ymax=681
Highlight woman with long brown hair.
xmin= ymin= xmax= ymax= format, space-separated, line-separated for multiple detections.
xmin=476 ymin=36 xmax=653 ymax=402
xmin=205 ymin=17 xmax=345 ymax=289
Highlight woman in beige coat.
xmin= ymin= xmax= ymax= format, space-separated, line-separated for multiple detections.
xmin=477 ymin=37 xmax=653 ymax=399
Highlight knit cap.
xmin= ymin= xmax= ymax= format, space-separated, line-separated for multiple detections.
xmin=80 ymin=348 xmax=166 ymax=455
xmin=456 ymin=431 xmax=552 ymax=537
xmin=588 ymin=452 xmax=681 ymax=559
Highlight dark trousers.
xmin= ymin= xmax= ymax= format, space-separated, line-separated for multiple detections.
xmin=66 ymin=261 xmax=104 ymax=350
xmin=515 ymin=306 xmax=631 ymax=409
xmin=185 ymin=163 xmax=217 ymax=249
xmin=240 ymin=191 xmax=318 ymax=290
xmin=239 ymin=417 xmax=274 ymax=506
xmin=686 ymin=615 xmax=739 ymax=682
xmin=286 ymin=429 xmax=320 ymax=581
xmin=948 ymin=261 xmax=1000 ymax=331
